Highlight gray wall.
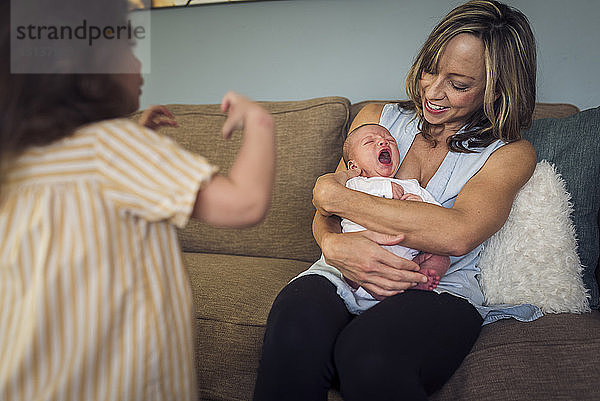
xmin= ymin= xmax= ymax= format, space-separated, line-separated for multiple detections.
xmin=137 ymin=0 xmax=600 ymax=111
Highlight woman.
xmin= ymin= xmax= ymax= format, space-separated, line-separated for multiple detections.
xmin=253 ymin=1 xmax=539 ymax=400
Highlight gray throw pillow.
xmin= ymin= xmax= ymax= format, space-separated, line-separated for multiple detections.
xmin=521 ymin=106 xmax=600 ymax=309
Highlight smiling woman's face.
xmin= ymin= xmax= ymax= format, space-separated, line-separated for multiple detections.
xmin=419 ymin=33 xmax=487 ymax=133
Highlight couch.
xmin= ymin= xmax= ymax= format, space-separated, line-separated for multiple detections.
xmin=134 ymin=97 xmax=600 ymax=400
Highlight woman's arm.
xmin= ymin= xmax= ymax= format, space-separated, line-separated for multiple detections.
xmin=315 ymin=139 xmax=537 ymax=257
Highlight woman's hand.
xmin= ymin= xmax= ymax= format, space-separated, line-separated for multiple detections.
xmin=313 ymin=169 xmax=361 ymax=217
xmin=321 ymin=229 xmax=428 ymax=299
xmin=138 ymin=105 xmax=179 ymax=130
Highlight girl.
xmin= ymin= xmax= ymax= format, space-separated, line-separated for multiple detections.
xmin=0 ymin=1 xmax=275 ymax=400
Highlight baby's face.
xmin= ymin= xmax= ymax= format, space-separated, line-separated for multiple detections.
xmin=347 ymin=125 xmax=401 ymax=178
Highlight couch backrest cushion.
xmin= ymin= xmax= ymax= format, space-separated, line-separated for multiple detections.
xmin=138 ymin=97 xmax=350 ymax=263
xmin=522 ymin=106 xmax=600 ymax=309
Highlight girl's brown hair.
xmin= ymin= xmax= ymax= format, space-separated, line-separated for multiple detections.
xmin=402 ymin=0 xmax=537 ymax=152
xmin=0 ymin=0 xmax=134 ymax=172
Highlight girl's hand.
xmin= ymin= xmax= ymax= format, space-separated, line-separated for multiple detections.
xmin=220 ymin=91 xmax=272 ymax=140
xmin=138 ymin=105 xmax=178 ymax=130
xmin=322 ymin=229 xmax=428 ymax=299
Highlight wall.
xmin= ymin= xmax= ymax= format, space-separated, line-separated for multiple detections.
xmin=137 ymin=0 xmax=600 ymax=111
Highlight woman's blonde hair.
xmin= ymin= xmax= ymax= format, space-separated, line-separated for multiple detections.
xmin=403 ymin=0 xmax=536 ymax=152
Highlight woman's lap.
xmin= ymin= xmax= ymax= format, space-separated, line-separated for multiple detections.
xmin=253 ymin=275 xmax=352 ymax=401
xmin=254 ymin=275 xmax=482 ymax=401
xmin=335 ymin=289 xmax=483 ymax=400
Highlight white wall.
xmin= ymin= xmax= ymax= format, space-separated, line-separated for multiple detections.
xmin=137 ymin=0 xmax=600 ymax=111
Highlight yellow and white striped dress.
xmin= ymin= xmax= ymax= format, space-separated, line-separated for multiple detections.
xmin=0 ymin=119 xmax=217 ymax=401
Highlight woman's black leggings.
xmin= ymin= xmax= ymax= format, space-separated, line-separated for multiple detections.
xmin=253 ymin=275 xmax=483 ymax=401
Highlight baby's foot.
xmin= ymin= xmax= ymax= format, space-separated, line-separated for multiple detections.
xmin=412 ymin=268 xmax=440 ymax=291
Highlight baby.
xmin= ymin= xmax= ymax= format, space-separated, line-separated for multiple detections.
xmin=342 ymin=123 xmax=450 ymax=299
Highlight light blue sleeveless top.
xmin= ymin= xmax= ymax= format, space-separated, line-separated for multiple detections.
xmin=296 ymin=104 xmax=542 ymax=325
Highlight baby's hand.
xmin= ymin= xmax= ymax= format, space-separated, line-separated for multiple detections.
xmin=391 ymin=182 xmax=405 ymax=199
xmin=400 ymin=193 xmax=423 ymax=202
xmin=138 ymin=105 xmax=178 ymax=130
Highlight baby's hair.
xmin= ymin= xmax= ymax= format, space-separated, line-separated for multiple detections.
xmin=342 ymin=132 xmax=356 ymax=167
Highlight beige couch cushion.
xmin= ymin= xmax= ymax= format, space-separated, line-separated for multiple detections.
xmin=150 ymin=97 xmax=350 ymax=263
xmin=183 ymin=252 xmax=311 ymax=401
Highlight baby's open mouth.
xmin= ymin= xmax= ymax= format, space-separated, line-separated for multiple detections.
xmin=378 ymin=149 xmax=392 ymax=165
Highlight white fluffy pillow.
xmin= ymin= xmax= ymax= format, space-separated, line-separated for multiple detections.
xmin=478 ymin=160 xmax=590 ymax=314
